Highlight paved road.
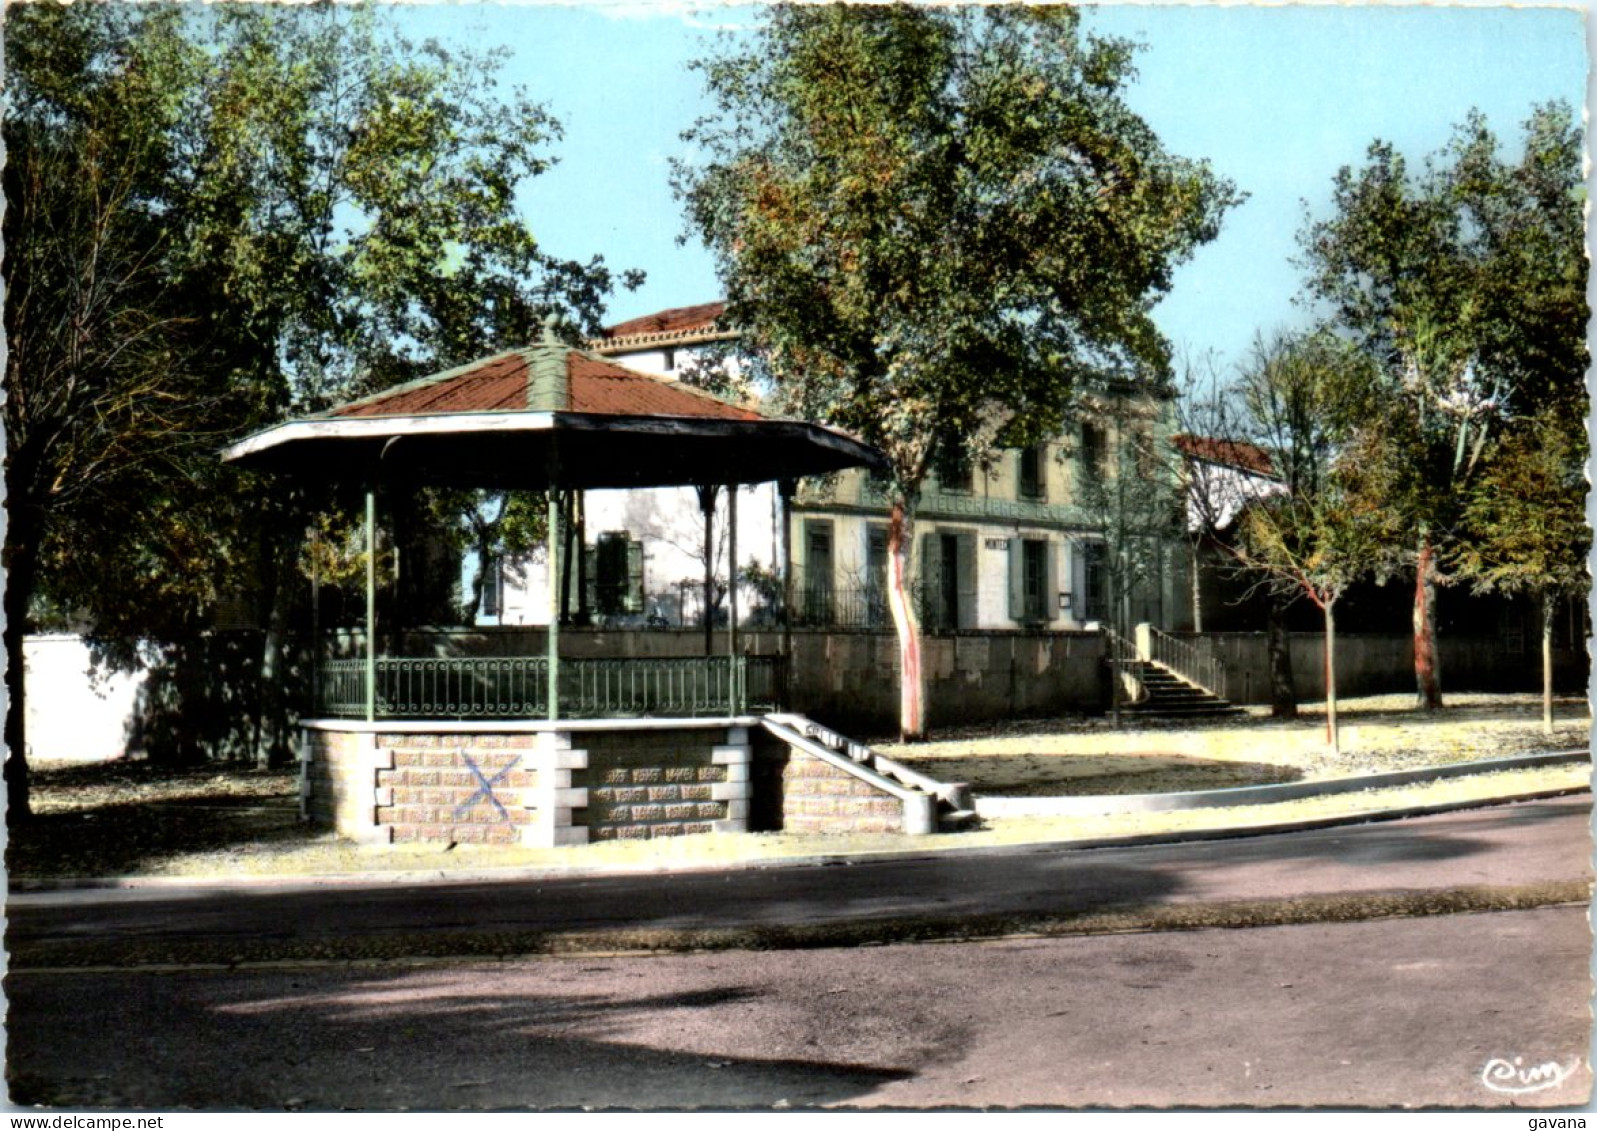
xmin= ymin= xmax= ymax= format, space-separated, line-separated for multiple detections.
xmin=7 ymin=907 xmax=1589 ymax=1109
xmin=7 ymin=795 xmax=1589 ymax=966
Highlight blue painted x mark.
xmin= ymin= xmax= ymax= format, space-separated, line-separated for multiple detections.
xmin=453 ymin=751 xmax=520 ymax=822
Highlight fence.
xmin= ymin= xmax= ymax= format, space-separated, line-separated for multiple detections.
xmin=1142 ymin=625 xmax=1230 ymax=700
xmin=316 ymin=654 xmax=783 ymax=719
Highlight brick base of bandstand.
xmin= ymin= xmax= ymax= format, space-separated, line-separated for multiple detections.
xmin=301 ymin=716 xmax=919 ymax=845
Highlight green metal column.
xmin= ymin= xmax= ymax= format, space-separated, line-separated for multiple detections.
xmin=547 ymin=485 xmax=561 ymax=722
xmin=365 ymin=487 xmax=376 ymax=723
xmin=727 ymin=480 xmax=738 ymax=716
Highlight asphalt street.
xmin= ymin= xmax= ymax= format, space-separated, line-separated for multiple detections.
xmin=6 ymin=907 xmax=1590 ymax=1109
xmin=7 ymin=794 xmax=1589 ymax=967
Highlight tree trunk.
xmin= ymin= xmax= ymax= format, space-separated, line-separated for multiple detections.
xmin=3 ymin=510 xmax=41 ymax=823
xmin=1413 ymin=532 xmax=1443 ymax=710
xmin=885 ymin=495 xmax=926 ymax=742
xmin=1189 ymin=541 xmax=1203 ymax=634
xmin=1323 ymin=598 xmax=1340 ymax=756
xmin=1541 ymin=594 xmax=1554 ymax=737
xmin=1267 ymin=593 xmax=1296 ymax=719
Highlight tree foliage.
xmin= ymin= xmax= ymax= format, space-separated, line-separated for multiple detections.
xmin=1297 ymin=103 xmax=1587 ymax=708
xmin=1452 ymin=407 xmax=1589 ymax=733
xmin=1231 ymin=331 xmax=1390 ymax=753
xmin=3 ymin=3 xmax=636 ymax=801
xmin=675 ymin=3 xmax=1239 ymax=736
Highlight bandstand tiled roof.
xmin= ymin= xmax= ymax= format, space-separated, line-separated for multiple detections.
xmin=223 ymin=321 xmax=878 ymax=491
xmin=331 ymin=347 xmax=761 ymax=423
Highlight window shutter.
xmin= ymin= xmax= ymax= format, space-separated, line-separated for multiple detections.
xmin=956 ymin=532 xmax=978 ymax=630
xmin=920 ymin=531 xmax=942 ymax=628
xmin=482 ymin=556 xmax=500 ymax=618
xmin=1008 ymin=538 xmax=1025 ymax=622
xmin=582 ymin=545 xmax=598 ymax=615
xmin=1045 ymin=540 xmax=1060 ymax=624
xmin=625 ymin=539 xmax=645 ymax=614
xmin=1071 ymin=541 xmax=1086 ymax=621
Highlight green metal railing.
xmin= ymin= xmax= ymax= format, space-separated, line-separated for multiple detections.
xmin=316 ymin=655 xmax=782 ymax=720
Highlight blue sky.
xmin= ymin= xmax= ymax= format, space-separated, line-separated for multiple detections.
xmin=397 ymin=1 xmax=1586 ymax=374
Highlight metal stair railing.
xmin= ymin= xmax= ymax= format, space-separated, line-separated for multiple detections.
xmin=1144 ymin=627 xmax=1229 ymax=702
xmin=1101 ymin=626 xmax=1148 ymax=705
xmin=764 ymin=713 xmax=972 ymax=811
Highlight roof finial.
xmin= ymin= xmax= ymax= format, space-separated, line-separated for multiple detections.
xmin=542 ymin=311 xmax=562 ymax=346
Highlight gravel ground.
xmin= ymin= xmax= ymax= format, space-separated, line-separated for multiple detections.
xmin=876 ymin=692 xmax=1589 ymax=795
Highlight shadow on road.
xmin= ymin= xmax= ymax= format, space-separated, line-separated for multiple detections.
xmin=8 ymin=966 xmax=920 ymax=1110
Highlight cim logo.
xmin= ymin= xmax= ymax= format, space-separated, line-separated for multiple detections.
xmin=1481 ymin=1056 xmax=1580 ymax=1095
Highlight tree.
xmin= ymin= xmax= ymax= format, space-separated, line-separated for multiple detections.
xmin=1232 ymin=331 xmax=1387 ymax=754
xmin=676 ymin=3 xmax=1239 ymax=738
xmin=1075 ymin=392 xmax=1181 ymax=726
xmin=1174 ymin=357 xmax=1299 ymax=717
xmin=4 ymin=3 xmax=638 ymax=814
xmin=1453 ymin=408 xmax=1589 ymax=735
xmin=1173 ymin=355 xmax=1252 ymax=636
xmin=1298 ymin=103 xmax=1587 ymax=711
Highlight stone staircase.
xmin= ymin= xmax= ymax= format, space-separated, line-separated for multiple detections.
xmin=763 ymin=713 xmax=978 ymax=833
xmin=1125 ymin=661 xmax=1245 ymax=719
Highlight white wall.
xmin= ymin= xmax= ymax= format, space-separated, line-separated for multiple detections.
xmin=23 ymin=635 xmax=147 ymax=762
xmin=483 ymin=484 xmax=781 ymax=626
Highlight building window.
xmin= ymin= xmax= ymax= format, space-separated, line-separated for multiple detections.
xmin=1008 ymin=538 xmax=1056 ymax=624
xmin=481 ymin=556 xmax=502 ymax=619
xmin=662 ymin=347 xmax=677 ymax=372
xmin=1018 ymin=444 xmax=1046 ymax=500
xmin=802 ymin=520 xmax=834 ymax=625
xmin=920 ymin=529 xmax=975 ymax=631
xmin=594 ymin=531 xmax=643 ymax=616
xmin=866 ymin=524 xmax=889 ymax=629
xmin=934 ymin=440 xmax=974 ymax=494
xmin=1024 ymin=540 xmax=1048 ymax=620
xmin=1079 ymin=541 xmax=1109 ymax=623
xmin=1080 ymin=422 xmax=1107 ymax=481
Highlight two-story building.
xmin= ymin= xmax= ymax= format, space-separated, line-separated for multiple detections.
xmin=480 ymin=302 xmax=1185 ymax=635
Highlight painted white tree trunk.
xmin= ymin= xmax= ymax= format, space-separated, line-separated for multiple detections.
xmin=1324 ymin=600 xmax=1340 ymax=756
xmin=886 ymin=496 xmax=926 ymax=741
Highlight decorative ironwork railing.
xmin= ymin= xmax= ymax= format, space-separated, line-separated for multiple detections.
xmin=793 ymin=583 xmax=890 ymax=630
xmin=316 ymin=655 xmax=782 ymax=720
xmin=790 ymin=582 xmax=963 ymax=631
xmin=1145 ymin=626 xmax=1230 ymax=701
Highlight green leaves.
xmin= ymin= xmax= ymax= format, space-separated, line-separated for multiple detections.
xmin=1298 ymin=103 xmax=1587 ymax=483
xmin=676 ymin=3 xmax=1239 ymax=498
xmin=1453 ymin=406 xmax=1589 ymax=601
xmin=3 ymin=1 xmax=640 ymax=648
xmin=1231 ymin=330 xmax=1395 ymax=609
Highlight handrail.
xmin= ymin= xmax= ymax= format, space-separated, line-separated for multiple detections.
xmin=1144 ymin=626 xmax=1229 ymax=701
xmin=316 ymin=654 xmax=782 ymax=720
xmin=1101 ymin=625 xmax=1147 ymax=706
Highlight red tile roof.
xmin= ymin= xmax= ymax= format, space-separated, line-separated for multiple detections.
xmin=599 ymin=302 xmax=726 ymax=341
xmin=332 ymin=353 xmax=531 ymax=417
xmin=566 ymin=354 xmax=759 ymax=420
xmin=1173 ymin=434 xmax=1276 ymax=477
xmin=331 ymin=347 xmax=761 ymax=422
